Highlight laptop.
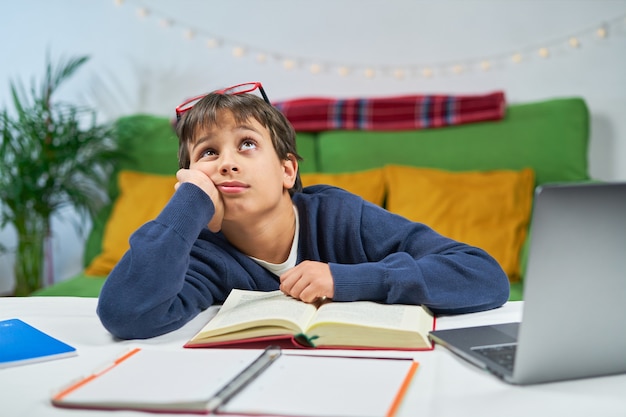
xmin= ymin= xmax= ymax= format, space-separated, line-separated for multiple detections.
xmin=429 ymin=182 xmax=626 ymax=385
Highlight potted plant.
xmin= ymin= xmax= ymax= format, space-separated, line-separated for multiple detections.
xmin=0 ymin=54 xmax=122 ymax=296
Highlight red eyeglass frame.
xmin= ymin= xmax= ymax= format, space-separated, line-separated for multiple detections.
xmin=175 ymin=82 xmax=270 ymax=121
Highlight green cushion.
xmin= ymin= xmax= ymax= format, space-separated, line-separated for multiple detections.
xmin=83 ymin=115 xmax=180 ymax=267
xmin=295 ymin=132 xmax=318 ymax=173
xmin=31 ymin=272 xmax=105 ymax=297
xmin=508 ymin=282 xmax=523 ymax=302
xmin=315 ymin=97 xmax=589 ymax=186
xmin=50 ymin=98 xmax=589 ymax=302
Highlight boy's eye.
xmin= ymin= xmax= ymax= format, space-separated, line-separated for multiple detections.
xmin=199 ymin=148 xmax=217 ymax=158
xmin=240 ymin=139 xmax=257 ymax=151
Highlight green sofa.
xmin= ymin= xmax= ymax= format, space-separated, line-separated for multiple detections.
xmin=33 ymin=97 xmax=590 ymax=300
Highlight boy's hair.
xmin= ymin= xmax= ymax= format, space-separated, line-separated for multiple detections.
xmin=175 ymin=93 xmax=303 ymax=194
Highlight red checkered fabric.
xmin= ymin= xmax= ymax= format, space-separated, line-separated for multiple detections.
xmin=274 ymin=91 xmax=506 ymax=132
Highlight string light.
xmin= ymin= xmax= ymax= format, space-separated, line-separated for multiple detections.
xmin=310 ymin=63 xmax=323 ymax=74
xmin=393 ymin=69 xmax=406 ymax=79
xmin=283 ymin=59 xmax=297 ymax=70
xmin=232 ymin=46 xmax=246 ymax=57
xmin=364 ymin=68 xmax=376 ymax=79
xmin=114 ymin=2 xmax=626 ymax=80
xmin=206 ymin=38 xmax=220 ymax=49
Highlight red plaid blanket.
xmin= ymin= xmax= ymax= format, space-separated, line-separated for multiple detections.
xmin=274 ymin=91 xmax=506 ymax=131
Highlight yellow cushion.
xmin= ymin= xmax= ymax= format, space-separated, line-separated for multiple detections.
xmin=85 ymin=171 xmax=177 ymax=276
xmin=301 ymin=168 xmax=386 ymax=206
xmin=384 ymin=165 xmax=535 ymax=282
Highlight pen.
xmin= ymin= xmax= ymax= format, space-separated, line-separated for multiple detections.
xmin=206 ymin=345 xmax=282 ymax=413
xmin=52 ymin=348 xmax=142 ymax=402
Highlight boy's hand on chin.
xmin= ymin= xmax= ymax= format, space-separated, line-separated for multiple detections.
xmin=175 ymin=168 xmax=224 ymax=232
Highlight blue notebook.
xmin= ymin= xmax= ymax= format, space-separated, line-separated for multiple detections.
xmin=0 ymin=318 xmax=77 ymax=368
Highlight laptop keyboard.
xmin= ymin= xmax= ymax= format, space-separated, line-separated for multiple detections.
xmin=472 ymin=344 xmax=517 ymax=372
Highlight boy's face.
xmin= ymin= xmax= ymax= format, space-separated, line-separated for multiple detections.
xmin=187 ymin=110 xmax=297 ymax=223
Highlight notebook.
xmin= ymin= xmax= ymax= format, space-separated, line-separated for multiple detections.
xmin=51 ymin=346 xmax=418 ymax=417
xmin=0 ymin=318 xmax=77 ymax=368
xmin=429 ymin=182 xmax=626 ymax=385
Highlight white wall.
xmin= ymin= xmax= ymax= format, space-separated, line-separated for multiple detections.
xmin=1 ymin=0 xmax=625 ymax=294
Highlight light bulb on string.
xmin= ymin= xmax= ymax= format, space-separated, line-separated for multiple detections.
xmin=538 ymin=47 xmax=550 ymax=58
xmin=393 ymin=69 xmax=406 ymax=79
xmin=283 ymin=59 xmax=296 ymax=70
xmin=232 ymin=46 xmax=246 ymax=58
xmin=310 ymin=64 xmax=323 ymax=74
xmin=338 ymin=67 xmax=350 ymax=77
xmin=206 ymin=38 xmax=220 ymax=49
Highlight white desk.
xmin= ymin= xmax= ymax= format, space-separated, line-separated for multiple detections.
xmin=1 ymin=297 xmax=625 ymax=417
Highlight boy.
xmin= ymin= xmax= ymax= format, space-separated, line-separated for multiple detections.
xmin=97 ymin=82 xmax=509 ymax=339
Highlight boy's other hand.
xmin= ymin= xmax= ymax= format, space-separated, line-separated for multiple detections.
xmin=175 ymin=168 xmax=224 ymax=232
xmin=279 ymin=261 xmax=335 ymax=304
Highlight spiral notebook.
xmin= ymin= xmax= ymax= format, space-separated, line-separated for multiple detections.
xmin=51 ymin=346 xmax=418 ymax=416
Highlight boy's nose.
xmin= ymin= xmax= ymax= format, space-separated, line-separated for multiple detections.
xmin=218 ymin=153 xmax=239 ymax=174
xmin=221 ymin=164 xmax=239 ymax=173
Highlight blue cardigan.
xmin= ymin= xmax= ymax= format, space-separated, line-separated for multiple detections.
xmin=97 ymin=184 xmax=509 ymax=339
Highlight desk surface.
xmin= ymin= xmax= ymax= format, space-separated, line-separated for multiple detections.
xmin=1 ymin=296 xmax=625 ymax=417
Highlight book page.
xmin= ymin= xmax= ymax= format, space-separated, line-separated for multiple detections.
xmin=194 ymin=290 xmax=318 ymax=339
xmin=305 ymin=302 xmax=434 ymax=349
xmin=312 ymin=302 xmax=430 ymax=330
xmin=52 ymin=349 xmax=262 ymax=412
xmin=221 ymin=354 xmax=418 ymax=417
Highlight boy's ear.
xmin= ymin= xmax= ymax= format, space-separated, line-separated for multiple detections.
xmin=282 ymin=153 xmax=298 ymax=189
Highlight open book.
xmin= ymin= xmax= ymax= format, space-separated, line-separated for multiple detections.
xmin=185 ymin=289 xmax=435 ymax=350
xmin=51 ymin=347 xmax=419 ymax=417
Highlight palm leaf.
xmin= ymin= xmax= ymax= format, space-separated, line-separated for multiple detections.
xmin=1 ymin=54 xmax=124 ymax=293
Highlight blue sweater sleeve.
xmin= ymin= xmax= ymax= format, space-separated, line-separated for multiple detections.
xmin=96 ymin=183 xmax=218 ymax=338
xmin=97 ymin=183 xmax=284 ymax=339
xmin=296 ymin=187 xmax=510 ymax=315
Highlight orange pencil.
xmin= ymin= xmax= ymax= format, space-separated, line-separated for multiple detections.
xmin=386 ymin=361 xmax=419 ymax=417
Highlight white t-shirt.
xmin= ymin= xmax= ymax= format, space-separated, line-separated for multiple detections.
xmin=249 ymin=205 xmax=299 ymax=277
